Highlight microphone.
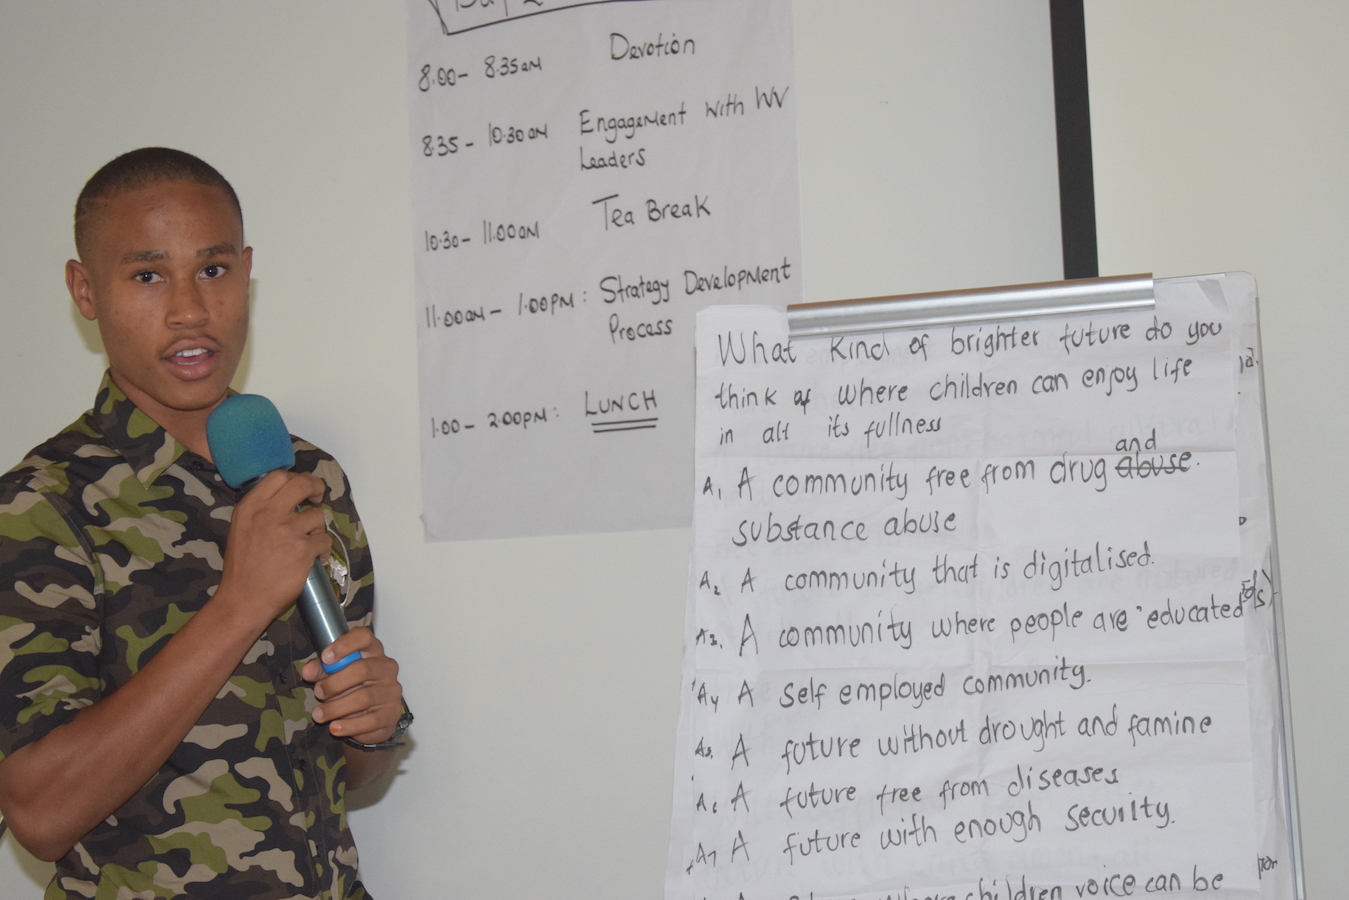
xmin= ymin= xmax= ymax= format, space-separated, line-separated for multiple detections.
xmin=206 ymin=394 xmax=360 ymax=675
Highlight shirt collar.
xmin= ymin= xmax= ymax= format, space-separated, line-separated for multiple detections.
xmin=88 ymin=372 xmax=208 ymax=486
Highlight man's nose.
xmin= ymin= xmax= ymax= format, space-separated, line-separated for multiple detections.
xmin=166 ymin=278 xmax=209 ymax=327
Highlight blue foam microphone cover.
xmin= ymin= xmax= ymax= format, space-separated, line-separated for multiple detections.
xmin=206 ymin=394 xmax=359 ymax=675
xmin=206 ymin=394 xmax=296 ymax=489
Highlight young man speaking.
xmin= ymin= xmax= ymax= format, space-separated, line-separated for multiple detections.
xmin=0 ymin=148 xmax=407 ymax=899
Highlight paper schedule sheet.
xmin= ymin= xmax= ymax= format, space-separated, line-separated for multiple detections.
xmin=668 ymin=279 xmax=1268 ymax=899
xmin=406 ymin=0 xmax=801 ymax=540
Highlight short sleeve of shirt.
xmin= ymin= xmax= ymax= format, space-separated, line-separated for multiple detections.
xmin=0 ymin=480 xmax=104 ymax=762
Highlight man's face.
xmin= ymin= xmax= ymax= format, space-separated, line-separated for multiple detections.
xmin=67 ymin=181 xmax=252 ymax=427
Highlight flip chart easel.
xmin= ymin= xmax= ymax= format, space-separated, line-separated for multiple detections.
xmin=667 ymin=272 xmax=1303 ymax=900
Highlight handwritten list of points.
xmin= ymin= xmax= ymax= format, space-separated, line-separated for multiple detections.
xmin=406 ymin=0 xmax=802 ymax=539
xmin=667 ymin=280 xmax=1272 ymax=900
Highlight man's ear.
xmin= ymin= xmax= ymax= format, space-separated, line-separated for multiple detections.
xmin=66 ymin=259 xmax=97 ymax=321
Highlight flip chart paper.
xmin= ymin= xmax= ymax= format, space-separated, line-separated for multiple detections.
xmin=406 ymin=0 xmax=802 ymax=540
xmin=1224 ymin=274 xmax=1298 ymax=900
xmin=668 ymin=277 xmax=1265 ymax=899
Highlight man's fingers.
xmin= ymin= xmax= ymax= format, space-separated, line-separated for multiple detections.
xmin=276 ymin=472 xmax=327 ymax=509
xmin=301 ymin=659 xmax=324 ymax=683
xmin=313 ymin=655 xmax=398 ymax=700
xmin=321 ymin=627 xmax=382 ymax=667
xmin=303 ymin=631 xmax=387 ymax=689
xmin=245 ymin=468 xmax=291 ymax=498
xmin=245 ymin=470 xmax=324 ymax=505
xmin=304 ymin=628 xmax=403 ymax=737
xmin=327 ymin=711 xmax=399 ymax=743
xmin=313 ymin=684 xmax=401 ymax=726
xmin=295 ymin=506 xmax=328 ymax=536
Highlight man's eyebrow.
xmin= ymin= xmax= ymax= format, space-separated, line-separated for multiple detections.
xmin=120 ymin=249 xmax=167 ymax=264
xmin=197 ymin=242 xmax=237 ymax=258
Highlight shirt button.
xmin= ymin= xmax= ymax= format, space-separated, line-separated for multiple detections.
xmin=296 ymin=758 xmax=307 ymax=772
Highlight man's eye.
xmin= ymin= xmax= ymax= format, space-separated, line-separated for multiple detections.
xmin=201 ymin=264 xmax=225 ymax=279
xmin=134 ymin=271 xmax=162 ymax=284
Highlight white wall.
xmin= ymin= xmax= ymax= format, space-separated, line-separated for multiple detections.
xmin=11 ymin=2 xmax=1343 ymax=898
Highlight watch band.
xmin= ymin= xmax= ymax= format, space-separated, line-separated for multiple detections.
xmin=340 ymin=702 xmax=413 ymax=751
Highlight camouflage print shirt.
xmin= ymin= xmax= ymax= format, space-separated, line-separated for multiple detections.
xmin=0 ymin=375 xmax=375 ymax=900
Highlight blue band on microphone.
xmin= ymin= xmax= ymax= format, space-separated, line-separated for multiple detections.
xmin=322 ymin=650 xmax=361 ymax=674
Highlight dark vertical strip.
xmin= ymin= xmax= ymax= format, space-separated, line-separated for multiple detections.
xmin=1049 ymin=0 xmax=1099 ymax=278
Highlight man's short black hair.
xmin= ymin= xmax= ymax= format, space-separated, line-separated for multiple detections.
xmin=74 ymin=147 xmax=243 ymax=258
